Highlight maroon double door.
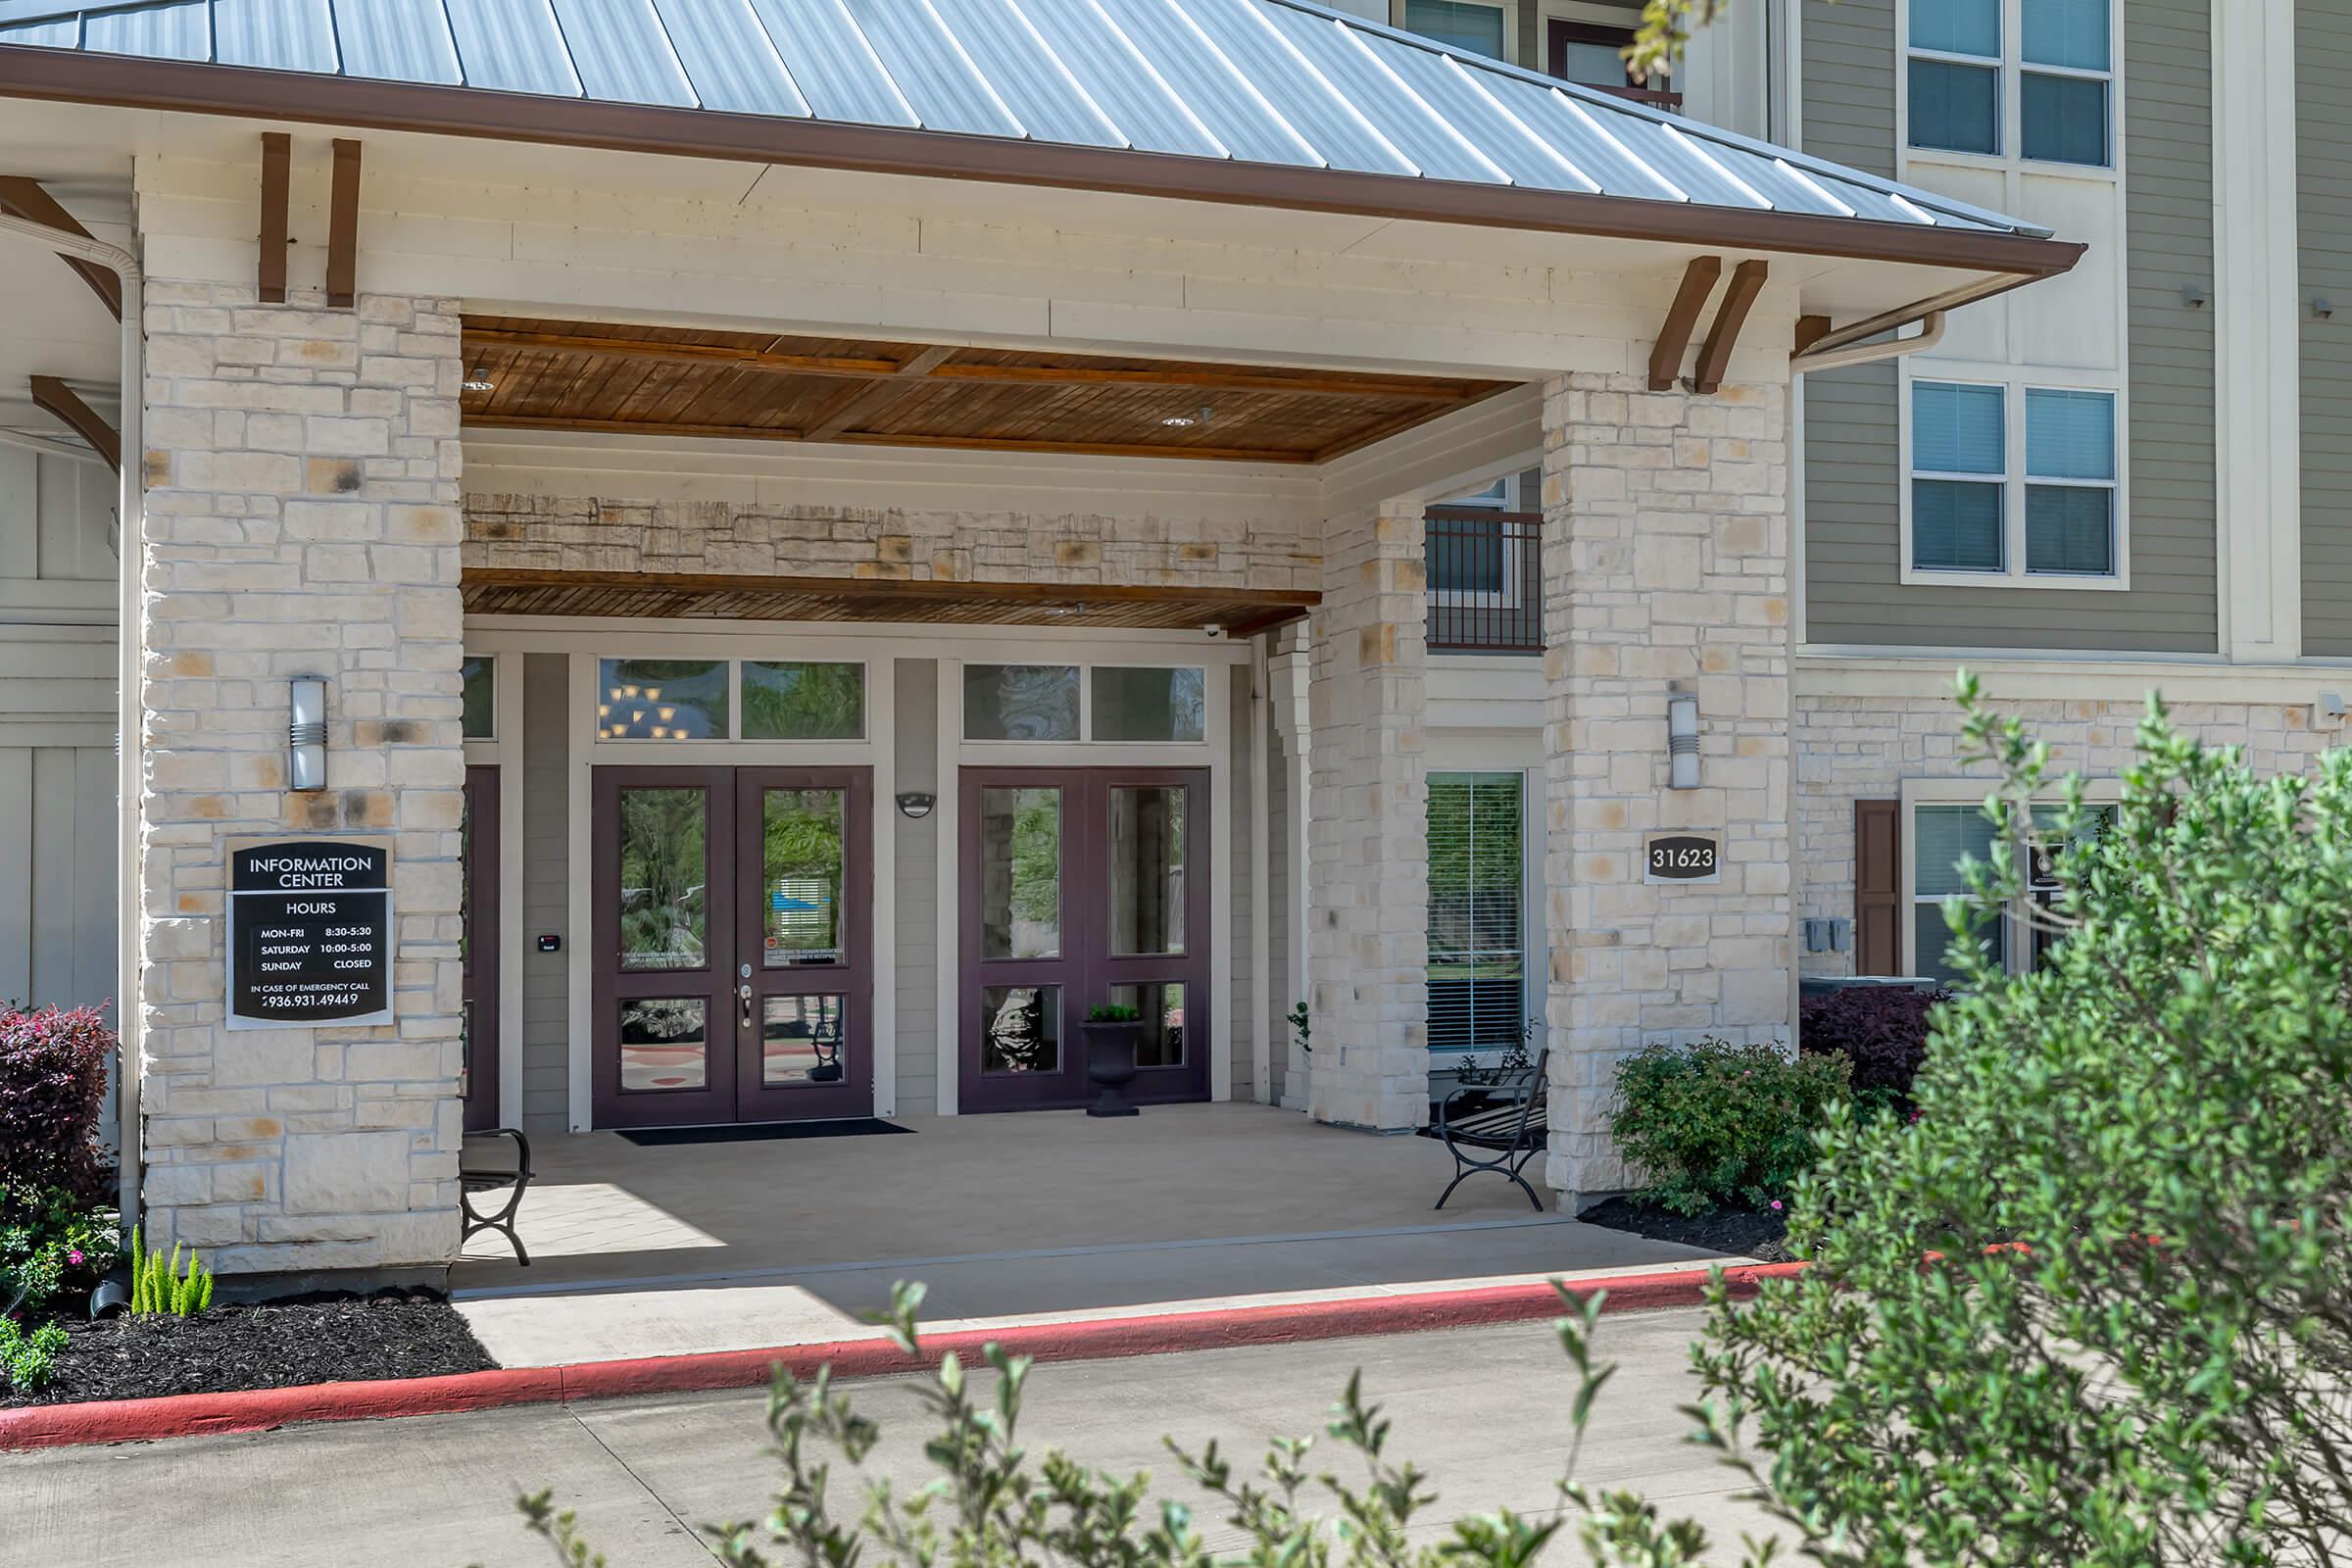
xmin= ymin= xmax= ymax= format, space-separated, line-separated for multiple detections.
xmin=958 ymin=767 xmax=1210 ymax=1112
xmin=591 ymin=766 xmax=874 ymax=1129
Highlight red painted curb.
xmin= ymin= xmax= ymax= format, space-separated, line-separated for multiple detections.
xmin=0 ymin=1259 xmax=1809 ymax=1452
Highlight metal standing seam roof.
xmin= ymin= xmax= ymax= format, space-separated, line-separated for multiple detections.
xmin=0 ymin=0 xmax=2051 ymax=244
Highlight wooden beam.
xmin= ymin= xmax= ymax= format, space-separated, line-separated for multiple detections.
xmin=325 ymin=138 xmax=361 ymax=308
xmin=29 ymin=375 xmax=119 ymax=471
xmin=0 ymin=176 xmax=122 ymax=319
xmin=1793 ymin=314 xmax=1834 ymax=355
xmin=463 ymin=564 xmax=1319 ymax=619
xmin=803 ymin=343 xmax=957 ymax=442
xmin=462 ymin=412 xmax=1317 ymax=464
xmin=1646 ymin=255 xmax=1721 ymax=392
xmin=258 ymin=131 xmax=291 ymax=304
xmin=1691 ymin=260 xmax=1769 ymax=396
xmin=459 ymin=323 xmax=1498 ymax=402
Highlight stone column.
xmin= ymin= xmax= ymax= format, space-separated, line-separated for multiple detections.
xmin=1539 ymin=373 xmax=1793 ymax=1204
xmin=136 ymin=283 xmax=466 ymax=1277
xmin=1305 ymin=501 xmax=1429 ymax=1130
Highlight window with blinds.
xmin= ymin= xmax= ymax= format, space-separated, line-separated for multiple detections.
xmin=1427 ymin=771 xmax=1526 ymax=1054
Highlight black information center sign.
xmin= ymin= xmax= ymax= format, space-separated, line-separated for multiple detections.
xmin=226 ymin=840 xmax=394 ymax=1030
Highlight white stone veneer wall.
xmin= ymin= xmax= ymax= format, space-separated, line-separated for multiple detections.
xmin=464 ymin=494 xmax=1316 ymax=592
xmin=138 ymin=285 xmax=466 ymax=1276
xmin=1540 ymin=373 xmax=1794 ymax=1203
xmin=1794 ymin=691 xmax=2339 ymax=977
xmin=1305 ymin=501 xmax=1430 ymax=1131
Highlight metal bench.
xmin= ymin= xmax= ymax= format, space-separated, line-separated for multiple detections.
xmin=460 ymin=1127 xmax=534 ymax=1264
xmin=1433 ymin=1048 xmax=1548 ymax=1211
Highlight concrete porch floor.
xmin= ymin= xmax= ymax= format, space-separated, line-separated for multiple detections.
xmin=450 ymin=1103 xmax=1731 ymax=1367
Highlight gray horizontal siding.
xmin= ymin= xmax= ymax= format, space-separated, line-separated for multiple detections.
xmin=2302 ymin=0 xmax=2352 ymax=655
xmin=519 ymin=651 xmax=570 ymax=1132
xmin=1800 ymin=0 xmax=2219 ymax=654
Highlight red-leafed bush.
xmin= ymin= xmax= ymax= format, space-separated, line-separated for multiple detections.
xmin=1797 ymin=985 xmax=1947 ymax=1112
xmin=0 ymin=1003 xmax=115 ymax=1203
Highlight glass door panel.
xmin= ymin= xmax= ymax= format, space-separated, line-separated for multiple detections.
xmin=1106 ymin=785 xmax=1185 ymax=956
xmin=979 ymin=786 xmax=1062 ymax=959
xmin=736 ymin=767 xmax=873 ymax=1121
xmin=593 ymin=767 xmax=738 ymax=1128
xmin=461 ymin=766 xmax=500 ymax=1133
xmin=760 ymin=787 xmax=846 ymax=966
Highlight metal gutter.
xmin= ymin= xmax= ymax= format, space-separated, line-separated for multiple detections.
xmin=0 ymin=46 xmax=2085 ymax=280
xmin=0 ymin=207 xmax=142 ymax=1247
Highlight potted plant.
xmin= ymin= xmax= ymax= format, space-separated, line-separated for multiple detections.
xmin=1081 ymin=1004 xmax=1143 ymax=1118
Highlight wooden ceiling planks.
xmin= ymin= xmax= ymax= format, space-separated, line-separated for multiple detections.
xmin=459 ymin=316 xmax=1515 ymax=463
xmin=463 ymin=566 xmax=1319 ymax=635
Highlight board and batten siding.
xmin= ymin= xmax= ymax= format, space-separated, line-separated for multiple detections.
xmin=2300 ymin=0 xmax=2352 ymax=656
xmin=1799 ymin=0 xmax=2220 ymax=654
xmin=893 ymin=658 xmax=939 ymax=1116
xmin=0 ymin=444 xmax=114 ymax=618
xmin=518 ymin=652 xmax=571 ymax=1131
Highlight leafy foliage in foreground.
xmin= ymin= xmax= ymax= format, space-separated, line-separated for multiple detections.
xmin=1694 ymin=677 xmax=2352 ymax=1566
xmin=501 ymin=1281 xmax=1780 ymax=1568
xmin=0 ymin=1313 xmax=66 ymax=1392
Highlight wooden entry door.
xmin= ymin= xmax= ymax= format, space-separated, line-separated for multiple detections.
xmin=591 ymin=765 xmax=873 ymax=1128
xmin=957 ymin=767 xmax=1210 ymax=1112
xmin=462 ymin=765 xmax=501 ymax=1133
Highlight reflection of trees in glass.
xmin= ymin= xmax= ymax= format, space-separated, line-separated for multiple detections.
xmin=1095 ymin=666 xmax=1205 ymax=741
xmin=1010 ymin=794 xmax=1059 ymax=925
xmin=765 ymin=789 xmax=845 ymax=958
xmin=619 ymin=788 xmax=708 ymax=967
xmin=601 ymin=659 xmax=726 ymax=741
xmin=744 ymin=662 xmax=863 ymax=740
xmin=1427 ymin=772 xmax=1525 ymax=1051
xmin=460 ymin=657 xmax=495 ymax=739
xmin=967 ymin=665 xmax=1078 ymax=740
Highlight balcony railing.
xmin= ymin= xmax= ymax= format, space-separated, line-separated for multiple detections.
xmin=1590 ymin=83 xmax=1683 ymax=112
xmin=1425 ymin=507 xmax=1543 ymax=655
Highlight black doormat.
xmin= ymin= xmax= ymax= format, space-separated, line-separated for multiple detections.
xmin=618 ymin=1117 xmax=913 ymax=1147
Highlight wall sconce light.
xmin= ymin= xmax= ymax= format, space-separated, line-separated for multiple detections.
xmin=896 ymin=791 xmax=937 ymax=820
xmin=288 ymin=677 xmax=327 ymax=792
xmin=1666 ymin=689 xmax=1699 ymax=791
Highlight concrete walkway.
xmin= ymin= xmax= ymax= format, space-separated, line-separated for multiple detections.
xmin=2 ymin=1308 xmax=1777 ymax=1568
xmin=453 ymin=1103 xmax=1730 ymax=1367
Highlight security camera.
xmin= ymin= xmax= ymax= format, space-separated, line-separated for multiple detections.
xmin=1202 ymin=624 xmax=1227 ymax=640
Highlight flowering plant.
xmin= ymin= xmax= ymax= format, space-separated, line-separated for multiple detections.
xmin=1 ymin=1181 xmax=121 ymax=1312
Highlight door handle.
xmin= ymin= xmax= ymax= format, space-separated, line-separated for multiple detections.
xmin=739 ymin=983 xmax=753 ymax=1030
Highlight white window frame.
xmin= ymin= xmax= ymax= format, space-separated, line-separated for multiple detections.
xmin=1898 ymin=777 xmax=2125 ymax=979
xmin=1898 ymin=366 xmax=2131 ymax=590
xmin=1898 ymin=0 xmax=2118 ymax=175
xmin=1424 ymin=766 xmax=1533 ymax=1058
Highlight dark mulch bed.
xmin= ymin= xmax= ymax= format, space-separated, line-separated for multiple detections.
xmin=3 ymin=1289 xmax=497 ymax=1407
xmin=1579 ymin=1197 xmax=1798 ymax=1265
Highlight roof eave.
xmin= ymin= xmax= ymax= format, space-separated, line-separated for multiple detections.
xmin=0 ymin=46 xmax=2084 ymax=282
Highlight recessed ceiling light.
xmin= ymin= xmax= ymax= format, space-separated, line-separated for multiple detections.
xmin=462 ymin=365 xmax=496 ymax=393
xmin=1161 ymin=404 xmax=1214 ymax=429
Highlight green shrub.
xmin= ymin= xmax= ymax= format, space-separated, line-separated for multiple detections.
xmin=128 ymin=1227 xmax=214 ymax=1317
xmin=499 ymin=1281 xmax=1744 ymax=1568
xmin=0 ymin=1314 xmax=67 ymax=1392
xmin=1605 ymin=1037 xmax=1850 ymax=1216
xmin=1692 ymin=676 xmax=2352 ymax=1566
xmin=0 ymin=1182 xmax=121 ymax=1312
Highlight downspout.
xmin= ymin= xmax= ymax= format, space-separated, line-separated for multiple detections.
xmin=1788 ymin=310 xmax=1946 ymax=374
xmin=0 ymin=211 xmax=144 ymax=1244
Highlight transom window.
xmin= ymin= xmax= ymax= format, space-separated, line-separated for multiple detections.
xmin=1906 ymin=0 xmax=2112 ymax=168
xmin=1907 ymin=378 xmax=2120 ymax=584
xmin=597 ymin=659 xmax=865 ymax=742
xmin=962 ymin=664 xmax=1207 ymax=744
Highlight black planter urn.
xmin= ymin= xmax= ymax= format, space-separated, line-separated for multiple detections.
xmin=1082 ymin=1021 xmax=1142 ymax=1117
